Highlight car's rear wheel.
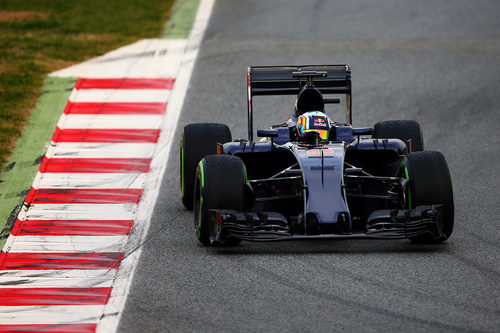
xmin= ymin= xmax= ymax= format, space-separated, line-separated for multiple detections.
xmin=194 ymin=155 xmax=246 ymax=246
xmin=180 ymin=123 xmax=231 ymax=210
xmin=404 ymin=151 xmax=454 ymax=243
xmin=373 ymin=120 xmax=424 ymax=152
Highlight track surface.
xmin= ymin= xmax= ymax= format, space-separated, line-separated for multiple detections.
xmin=120 ymin=1 xmax=500 ymax=331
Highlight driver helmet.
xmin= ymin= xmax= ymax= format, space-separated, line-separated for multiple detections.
xmin=296 ymin=111 xmax=331 ymax=141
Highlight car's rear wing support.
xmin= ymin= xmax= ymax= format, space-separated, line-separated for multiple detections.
xmin=247 ymin=65 xmax=352 ymax=141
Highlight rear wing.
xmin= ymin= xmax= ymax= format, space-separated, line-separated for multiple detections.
xmin=247 ymin=65 xmax=352 ymax=141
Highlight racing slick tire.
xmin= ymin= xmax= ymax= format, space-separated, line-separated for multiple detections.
xmin=193 ymin=154 xmax=246 ymax=246
xmin=180 ymin=123 xmax=231 ymax=210
xmin=405 ymin=151 xmax=454 ymax=243
xmin=373 ymin=120 xmax=424 ymax=152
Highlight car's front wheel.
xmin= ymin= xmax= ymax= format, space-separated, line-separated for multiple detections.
xmin=404 ymin=151 xmax=454 ymax=243
xmin=193 ymin=154 xmax=246 ymax=246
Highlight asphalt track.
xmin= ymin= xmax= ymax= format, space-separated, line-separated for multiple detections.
xmin=119 ymin=1 xmax=500 ymax=331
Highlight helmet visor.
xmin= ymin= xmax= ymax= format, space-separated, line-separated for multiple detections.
xmin=298 ymin=114 xmax=330 ymax=140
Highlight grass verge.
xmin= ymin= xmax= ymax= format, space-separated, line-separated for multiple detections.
xmin=163 ymin=0 xmax=200 ymax=39
xmin=0 ymin=0 xmax=175 ymax=168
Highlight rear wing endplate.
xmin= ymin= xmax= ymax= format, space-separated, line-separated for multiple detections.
xmin=247 ymin=65 xmax=352 ymax=141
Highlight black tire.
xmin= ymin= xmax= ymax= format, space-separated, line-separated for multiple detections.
xmin=404 ymin=151 xmax=454 ymax=243
xmin=193 ymin=155 xmax=246 ymax=246
xmin=180 ymin=123 xmax=231 ymax=210
xmin=373 ymin=120 xmax=424 ymax=152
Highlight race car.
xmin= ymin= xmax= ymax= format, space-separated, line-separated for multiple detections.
xmin=180 ymin=65 xmax=454 ymax=246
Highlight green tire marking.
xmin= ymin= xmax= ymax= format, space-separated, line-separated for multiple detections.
xmin=163 ymin=0 xmax=201 ymax=39
xmin=401 ymin=162 xmax=412 ymax=209
xmin=199 ymin=160 xmax=205 ymax=188
xmin=0 ymin=77 xmax=77 ymax=249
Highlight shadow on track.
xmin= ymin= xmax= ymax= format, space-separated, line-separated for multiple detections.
xmin=208 ymin=239 xmax=449 ymax=256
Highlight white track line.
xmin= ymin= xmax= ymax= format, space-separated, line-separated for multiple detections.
xmin=0 ymin=305 xmax=104 ymax=325
xmin=97 ymin=0 xmax=217 ymax=331
xmin=8 ymin=236 xmax=126 ymax=253
xmin=50 ymin=143 xmax=155 ymax=158
xmin=0 ymin=270 xmax=115 ymax=288
xmin=33 ymin=172 xmax=146 ymax=189
xmin=57 ymin=114 xmax=163 ymax=129
xmin=70 ymin=89 xmax=170 ymax=103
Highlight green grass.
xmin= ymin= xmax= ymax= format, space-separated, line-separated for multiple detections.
xmin=0 ymin=0 xmax=175 ymax=169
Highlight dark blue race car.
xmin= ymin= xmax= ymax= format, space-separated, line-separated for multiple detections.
xmin=180 ymin=65 xmax=454 ymax=246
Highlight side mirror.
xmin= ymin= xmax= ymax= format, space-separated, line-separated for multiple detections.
xmin=352 ymin=127 xmax=373 ymax=135
xmin=257 ymin=129 xmax=278 ymax=138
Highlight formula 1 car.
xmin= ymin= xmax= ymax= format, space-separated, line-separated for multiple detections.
xmin=180 ymin=65 xmax=454 ymax=246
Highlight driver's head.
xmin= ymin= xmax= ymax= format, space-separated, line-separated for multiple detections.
xmin=293 ymin=87 xmax=324 ymax=117
xmin=296 ymin=111 xmax=331 ymax=141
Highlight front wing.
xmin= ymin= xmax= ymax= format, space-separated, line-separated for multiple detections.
xmin=208 ymin=205 xmax=443 ymax=243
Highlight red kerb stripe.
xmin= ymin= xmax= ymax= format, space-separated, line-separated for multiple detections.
xmin=0 ymin=252 xmax=123 ymax=270
xmin=0 ymin=324 xmax=97 ymax=333
xmin=0 ymin=287 xmax=112 ymax=306
xmin=25 ymin=188 xmax=143 ymax=205
xmin=75 ymin=78 xmax=175 ymax=90
xmin=39 ymin=157 xmax=151 ymax=173
xmin=64 ymin=101 xmax=167 ymax=115
xmin=52 ymin=128 xmax=160 ymax=143
xmin=12 ymin=219 xmax=133 ymax=236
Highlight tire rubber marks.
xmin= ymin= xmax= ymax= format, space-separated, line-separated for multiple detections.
xmin=34 ymin=173 xmax=147 ymax=189
xmin=26 ymin=188 xmax=143 ymax=204
xmin=39 ymin=157 xmax=152 ymax=173
xmin=0 ymin=287 xmax=112 ymax=306
xmin=12 ymin=219 xmax=133 ymax=236
xmin=0 ymin=252 xmax=123 ymax=270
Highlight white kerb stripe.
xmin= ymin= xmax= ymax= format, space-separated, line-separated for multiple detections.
xmin=0 ymin=270 xmax=115 ymax=288
xmin=8 ymin=236 xmax=126 ymax=253
xmin=57 ymin=114 xmax=163 ymax=129
xmin=0 ymin=305 xmax=104 ymax=324
xmin=33 ymin=172 xmax=146 ymax=189
xmin=50 ymin=39 xmax=187 ymax=79
xmin=24 ymin=204 xmax=137 ymax=220
xmin=51 ymin=143 xmax=155 ymax=158
xmin=70 ymin=89 xmax=170 ymax=103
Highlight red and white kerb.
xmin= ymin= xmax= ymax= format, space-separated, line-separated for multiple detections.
xmin=0 ymin=77 xmax=174 ymax=332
